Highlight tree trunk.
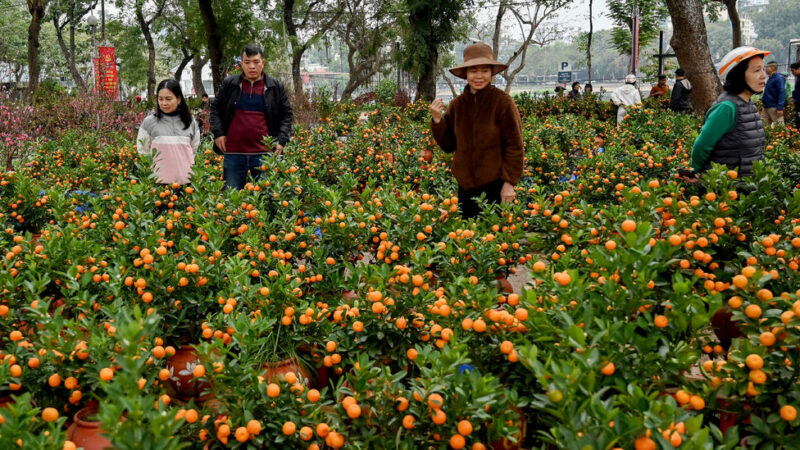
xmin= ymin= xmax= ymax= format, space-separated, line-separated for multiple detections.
xmin=492 ymin=4 xmax=505 ymax=59
xmin=135 ymin=4 xmax=157 ymax=100
xmin=340 ymin=45 xmax=370 ymax=101
xmin=174 ymin=47 xmax=193 ymax=82
xmin=341 ymin=57 xmax=383 ymax=100
xmin=587 ymin=0 xmax=593 ymax=83
xmin=53 ymin=17 xmax=87 ymax=92
xmin=438 ymin=65 xmax=458 ymax=98
xmin=416 ymin=46 xmax=437 ymax=102
xmin=725 ymin=0 xmax=741 ymax=49
xmin=408 ymin=4 xmax=438 ymax=103
xmin=291 ymin=48 xmax=304 ymax=101
xmin=282 ymin=0 xmax=345 ymax=101
xmin=198 ymin=0 xmax=224 ymax=94
xmin=283 ymin=0 xmax=302 ymax=98
xmin=26 ymin=0 xmax=48 ymax=103
xmin=492 ymin=5 xmax=505 ymax=90
xmin=192 ymin=54 xmax=207 ymax=97
xmin=665 ymin=0 xmax=720 ymax=114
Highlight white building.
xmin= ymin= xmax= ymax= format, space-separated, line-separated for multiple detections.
xmin=170 ymin=61 xmax=215 ymax=97
xmin=739 ymin=0 xmax=769 ymax=12
xmin=741 ymin=16 xmax=755 ymax=45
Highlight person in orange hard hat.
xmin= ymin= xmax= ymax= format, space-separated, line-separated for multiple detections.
xmin=684 ymin=46 xmax=770 ymax=182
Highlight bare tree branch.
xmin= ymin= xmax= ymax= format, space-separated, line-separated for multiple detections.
xmin=438 ymin=65 xmax=458 ymax=98
xmin=486 ymin=0 xmax=572 ymax=93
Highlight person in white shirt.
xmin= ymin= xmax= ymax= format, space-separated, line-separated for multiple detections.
xmin=610 ymin=74 xmax=642 ymax=125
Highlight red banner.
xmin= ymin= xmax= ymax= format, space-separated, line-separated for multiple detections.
xmin=98 ymin=46 xmax=119 ymax=99
xmin=93 ymin=57 xmax=102 ymax=92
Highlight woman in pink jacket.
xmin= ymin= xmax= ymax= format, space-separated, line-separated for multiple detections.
xmin=136 ymin=79 xmax=200 ymax=185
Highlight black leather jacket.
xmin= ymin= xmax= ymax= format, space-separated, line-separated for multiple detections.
xmin=210 ymin=73 xmax=294 ymax=153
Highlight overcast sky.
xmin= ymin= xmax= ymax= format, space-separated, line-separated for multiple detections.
xmin=470 ymin=0 xmax=616 ymax=42
xmin=554 ymin=0 xmax=615 ymax=32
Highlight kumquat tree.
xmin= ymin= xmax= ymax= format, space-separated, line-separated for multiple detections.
xmin=2 ymin=0 xmax=800 ymax=449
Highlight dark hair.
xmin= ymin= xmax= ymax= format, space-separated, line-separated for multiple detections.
xmin=202 ymin=93 xmax=209 ymax=99
xmin=723 ymin=56 xmax=760 ymax=95
xmin=584 ymin=83 xmax=593 ymax=89
xmin=243 ymin=43 xmax=263 ymax=58
xmin=675 ymin=68 xmax=685 ymax=77
xmin=155 ymin=79 xmax=192 ymax=129
xmin=554 ymin=86 xmax=565 ymax=92
xmin=791 ymin=61 xmax=800 ymax=70
xmin=658 ymin=74 xmax=667 ymax=80
xmin=572 ymin=81 xmax=580 ymax=88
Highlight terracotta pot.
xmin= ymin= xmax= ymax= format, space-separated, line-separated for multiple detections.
xmin=420 ymin=148 xmax=434 ymax=163
xmin=263 ymin=357 xmax=311 ymax=385
xmin=0 ymin=395 xmax=14 ymax=408
xmin=166 ymin=345 xmax=210 ymax=400
xmin=311 ymin=364 xmax=331 ymax=390
xmin=496 ymin=275 xmax=514 ymax=294
xmin=710 ymin=307 xmax=744 ymax=350
xmin=490 ymin=407 xmax=527 ymax=450
xmin=66 ymin=406 xmax=113 ymax=450
xmin=716 ymin=398 xmax=751 ymax=436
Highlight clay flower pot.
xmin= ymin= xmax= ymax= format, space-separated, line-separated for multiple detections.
xmin=420 ymin=148 xmax=434 ymax=163
xmin=263 ymin=357 xmax=311 ymax=385
xmin=66 ymin=406 xmax=113 ymax=450
xmin=496 ymin=275 xmax=514 ymax=294
xmin=0 ymin=395 xmax=14 ymax=408
xmin=490 ymin=407 xmax=527 ymax=450
xmin=166 ymin=345 xmax=210 ymax=400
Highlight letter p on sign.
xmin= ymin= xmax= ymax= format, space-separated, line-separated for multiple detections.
xmin=560 ymin=62 xmax=571 ymax=71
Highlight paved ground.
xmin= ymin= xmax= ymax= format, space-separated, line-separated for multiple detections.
xmin=508 ymin=265 xmax=533 ymax=294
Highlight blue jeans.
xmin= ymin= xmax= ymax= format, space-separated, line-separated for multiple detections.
xmin=223 ymin=154 xmax=268 ymax=190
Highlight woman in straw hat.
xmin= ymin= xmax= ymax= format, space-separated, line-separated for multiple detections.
xmin=430 ymin=43 xmax=524 ymax=219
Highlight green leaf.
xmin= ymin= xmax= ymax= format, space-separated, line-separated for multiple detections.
xmin=567 ymin=324 xmax=586 ymax=347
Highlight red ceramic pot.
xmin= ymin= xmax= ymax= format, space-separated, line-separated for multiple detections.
xmin=496 ymin=275 xmax=514 ymax=294
xmin=0 ymin=395 xmax=14 ymax=408
xmin=66 ymin=406 xmax=113 ymax=450
xmin=490 ymin=407 xmax=527 ymax=450
xmin=263 ymin=358 xmax=311 ymax=385
xmin=167 ymin=345 xmax=210 ymax=400
xmin=420 ymin=149 xmax=434 ymax=163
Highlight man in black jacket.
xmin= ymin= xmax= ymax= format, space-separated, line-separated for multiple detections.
xmin=670 ymin=68 xmax=693 ymax=113
xmin=210 ymin=43 xmax=293 ymax=189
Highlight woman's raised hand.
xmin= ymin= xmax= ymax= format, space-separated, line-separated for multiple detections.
xmin=430 ymin=99 xmax=445 ymax=123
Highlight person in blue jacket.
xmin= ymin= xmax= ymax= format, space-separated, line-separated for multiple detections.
xmin=761 ymin=61 xmax=786 ymax=127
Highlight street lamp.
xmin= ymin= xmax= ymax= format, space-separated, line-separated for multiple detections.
xmin=87 ymin=13 xmax=98 ymax=50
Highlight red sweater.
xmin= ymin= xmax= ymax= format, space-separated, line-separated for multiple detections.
xmin=226 ymin=75 xmax=270 ymax=154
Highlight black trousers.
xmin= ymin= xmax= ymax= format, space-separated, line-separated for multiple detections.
xmin=458 ymin=179 xmax=503 ymax=219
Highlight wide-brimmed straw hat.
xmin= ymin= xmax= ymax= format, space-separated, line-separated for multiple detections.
xmin=449 ymin=43 xmax=508 ymax=79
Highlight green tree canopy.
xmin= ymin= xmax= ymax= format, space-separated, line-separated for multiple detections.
xmin=750 ymin=0 xmax=800 ymax=66
xmin=607 ymin=0 xmax=669 ymax=66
